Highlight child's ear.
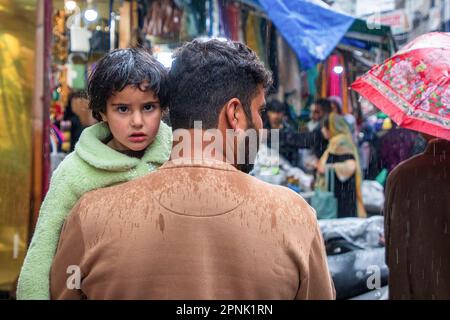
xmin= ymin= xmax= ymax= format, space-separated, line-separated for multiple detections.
xmin=99 ymin=112 xmax=107 ymax=122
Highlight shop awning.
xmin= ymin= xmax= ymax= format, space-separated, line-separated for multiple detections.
xmin=256 ymin=0 xmax=356 ymax=69
xmin=344 ymin=18 xmax=397 ymax=55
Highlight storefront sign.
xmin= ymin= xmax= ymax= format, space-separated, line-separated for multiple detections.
xmin=355 ymin=0 xmax=395 ymax=17
xmin=378 ymin=9 xmax=411 ymax=35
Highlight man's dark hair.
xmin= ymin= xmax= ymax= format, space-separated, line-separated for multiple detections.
xmin=168 ymin=39 xmax=273 ymax=130
xmin=266 ymin=100 xmax=286 ymax=113
xmin=314 ymin=98 xmax=332 ymax=114
xmin=88 ymin=48 xmax=168 ymax=122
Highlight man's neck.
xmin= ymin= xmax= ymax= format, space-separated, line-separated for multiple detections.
xmin=170 ymin=129 xmax=232 ymax=164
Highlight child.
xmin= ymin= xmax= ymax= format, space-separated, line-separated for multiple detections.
xmin=17 ymin=48 xmax=173 ymax=299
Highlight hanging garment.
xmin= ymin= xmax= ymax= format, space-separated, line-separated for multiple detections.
xmin=306 ymin=67 xmax=319 ymax=98
xmin=276 ymin=34 xmax=302 ymax=116
xmin=216 ymin=0 xmax=225 ymax=37
xmin=320 ymin=63 xmax=327 ymax=98
xmin=212 ymin=0 xmax=220 ymax=37
xmin=66 ymin=64 xmax=86 ymax=90
xmin=339 ymin=54 xmax=350 ymax=114
xmin=245 ymin=13 xmax=260 ymax=58
xmin=180 ymin=4 xmax=199 ymax=40
xmin=237 ymin=4 xmax=245 ymax=42
xmin=267 ymin=23 xmax=279 ymax=92
xmin=143 ymin=0 xmax=182 ymax=38
xmin=328 ymin=54 xmax=341 ymax=98
xmin=70 ymin=26 xmax=92 ymax=53
xmin=225 ymin=2 xmax=240 ymax=41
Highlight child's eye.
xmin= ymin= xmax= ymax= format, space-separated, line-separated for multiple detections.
xmin=117 ymin=106 xmax=128 ymax=113
xmin=143 ymin=104 xmax=155 ymax=112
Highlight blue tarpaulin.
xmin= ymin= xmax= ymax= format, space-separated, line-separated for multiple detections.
xmin=257 ymin=0 xmax=355 ymax=69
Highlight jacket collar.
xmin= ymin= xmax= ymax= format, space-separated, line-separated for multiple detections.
xmin=159 ymin=158 xmax=239 ymax=172
xmin=75 ymin=121 xmax=173 ymax=171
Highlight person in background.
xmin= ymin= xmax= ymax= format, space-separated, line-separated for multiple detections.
xmin=328 ymin=95 xmax=357 ymax=142
xmin=306 ymin=99 xmax=332 ymax=159
xmin=265 ymin=99 xmax=332 ymax=167
xmin=265 ymin=100 xmax=302 ymax=166
xmin=63 ymin=92 xmax=96 ymax=152
xmin=384 ymin=135 xmax=450 ymax=299
xmin=265 ymin=98 xmax=332 ymax=169
xmin=316 ymin=113 xmax=366 ymax=218
xmin=307 ymin=98 xmax=331 ymax=133
xmin=380 ymin=125 xmax=426 ymax=174
xmin=358 ymin=120 xmax=382 ymax=180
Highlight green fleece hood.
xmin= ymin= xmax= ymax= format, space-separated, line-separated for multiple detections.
xmin=75 ymin=121 xmax=172 ymax=171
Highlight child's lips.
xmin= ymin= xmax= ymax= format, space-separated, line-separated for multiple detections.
xmin=129 ymin=133 xmax=147 ymax=142
xmin=130 ymin=132 xmax=146 ymax=137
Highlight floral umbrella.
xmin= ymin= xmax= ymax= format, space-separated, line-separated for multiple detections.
xmin=351 ymin=32 xmax=450 ymax=140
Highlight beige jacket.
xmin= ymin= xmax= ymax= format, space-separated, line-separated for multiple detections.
xmin=50 ymin=159 xmax=335 ymax=300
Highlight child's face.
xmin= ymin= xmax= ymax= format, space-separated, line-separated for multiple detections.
xmin=101 ymin=85 xmax=162 ymax=152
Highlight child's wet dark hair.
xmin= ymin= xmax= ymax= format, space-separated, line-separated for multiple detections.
xmin=88 ymin=48 xmax=168 ymax=121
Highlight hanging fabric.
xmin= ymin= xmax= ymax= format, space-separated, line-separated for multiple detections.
xmin=212 ymin=0 xmax=220 ymax=37
xmin=306 ymin=67 xmax=318 ymax=98
xmin=225 ymin=1 xmax=240 ymax=41
xmin=339 ymin=54 xmax=350 ymax=114
xmin=320 ymin=63 xmax=327 ymax=99
xmin=245 ymin=12 xmax=266 ymax=66
xmin=179 ymin=0 xmax=207 ymax=40
xmin=245 ymin=12 xmax=258 ymax=56
xmin=267 ymin=22 xmax=279 ymax=92
xmin=276 ymin=34 xmax=302 ymax=116
xmin=259 ymin=16 xmax=268 ymax=65
xmin=237 ymin=3 xmax=245 ymax=42
xmin=217 ymin=0 xmax=225 ymax=36
xmin=328 ymin=54 xmax=341 ymax=98
xmin=142 ymin=0 xmax=182 ymax=39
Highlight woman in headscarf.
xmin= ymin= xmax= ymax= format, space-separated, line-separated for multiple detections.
xmin=316 ymin=112 xmax=366 ymax=218
xmin=328 ymin=95 xmax=357 ymax=143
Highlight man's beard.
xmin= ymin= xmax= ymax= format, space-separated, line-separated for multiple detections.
xmin=236 ymin=118 xmax=260 ymax=174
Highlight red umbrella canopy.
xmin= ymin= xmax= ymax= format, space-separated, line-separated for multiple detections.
xmin=351 ymin=32 xmax=450 ymax=140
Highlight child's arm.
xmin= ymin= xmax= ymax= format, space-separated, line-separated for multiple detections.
xmin=16 ymin=160 xmax=79 ymax=300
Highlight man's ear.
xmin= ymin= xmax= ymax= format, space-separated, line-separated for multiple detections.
xmin=224 ymin=98 xmax=243 ymax=130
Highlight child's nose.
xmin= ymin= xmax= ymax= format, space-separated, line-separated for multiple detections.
xmin=131 ymin=112 xmax=144 ymax=127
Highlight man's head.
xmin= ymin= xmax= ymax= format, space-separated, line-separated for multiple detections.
xmin=168 ymin=39 xmax=272 ymax=172
xmin=265 ymin=100 xmax=286 ymax=129
xmin=168 ymin=39 xmax=272 ymax=130
xmin=310 ymin=98 xmax=332 ymax=122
